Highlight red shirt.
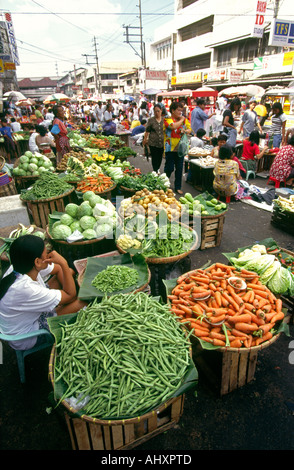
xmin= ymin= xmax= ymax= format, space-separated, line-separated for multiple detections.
xmin=241 ymin=139 xmax=260 ymax=161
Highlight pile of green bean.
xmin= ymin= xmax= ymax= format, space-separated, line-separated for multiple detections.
xmin=21 ymin=172 xmax=73 ymax=200
xmin=141 ymin=223 xmax=196 ymax=258
xmin=54 ymin=292 xmax=192 ymax=419
xmin=91 ymin=265 xmax=139 ymax=293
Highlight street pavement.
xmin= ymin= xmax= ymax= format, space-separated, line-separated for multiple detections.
xmin=0 ymin=145 xmax=293 ymax=452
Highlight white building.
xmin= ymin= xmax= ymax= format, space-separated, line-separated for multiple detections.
xmin=149 ymin=0 xmax=294 ymax=91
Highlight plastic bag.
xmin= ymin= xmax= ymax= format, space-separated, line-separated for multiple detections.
xmin=102 ymin=121 xmax=116 ymax=135
xmin=178 ymin=133 xmax=189 ymax=158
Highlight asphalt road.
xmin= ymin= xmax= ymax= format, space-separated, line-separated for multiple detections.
xmin=0 ymin=147 xmax=293 ymax=452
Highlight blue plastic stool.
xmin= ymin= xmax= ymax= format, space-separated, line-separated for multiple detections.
xmin=0 ymin=329 xmax=53 ymax=383
xmin=246 ymin=170 xmax=256 ymax=180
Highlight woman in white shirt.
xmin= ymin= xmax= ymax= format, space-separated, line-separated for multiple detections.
xmin=270 ymin=101 xmax=287 ymax=148
xmin=0 ymin=235 xmax=87 ymax=350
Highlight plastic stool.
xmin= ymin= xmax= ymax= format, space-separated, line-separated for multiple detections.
xmin=246 ymin=170 xmax=256 ymax=180
xmin=267 ymin=176 xmax=285 ymax=188
xmin=217 ymin=195 xmax=231 ymax=203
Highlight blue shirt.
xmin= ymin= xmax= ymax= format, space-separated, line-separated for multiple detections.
xmin=190 ymin=106 xmax=209 ymax=134
xmin=132 ymin=125 xmax=145 ymax=136
xmin=0 ymin=126 xmax=13 ymax=139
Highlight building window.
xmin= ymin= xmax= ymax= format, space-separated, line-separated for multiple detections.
xmin=237 ymin=38 xmax=259 ymax=63
xmin=179 ymin=53 xmax=211 ymax=73
xmin=179 ymin=15 xmax=214 ymax=42
xmin=217 ymin=46 xmax=232 ymax=67
xmin=156 ymin=42 xmax=172 ymax=61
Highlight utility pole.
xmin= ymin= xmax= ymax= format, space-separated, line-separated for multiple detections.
xmin=82 ymin=36 xmax=101 ymax=98
xmin=123 ymin=1 xmax=145 ymax=67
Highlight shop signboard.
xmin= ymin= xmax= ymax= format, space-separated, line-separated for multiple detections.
xmin=3 ymin=11 xmax=19 ymax=65
xmin=252 ymin=0 xmax=268 ymax=38
xmin=269 ymin=19 xmax=294 ymax=47
xmin=145 ymin=70 xmax=168 ymax=80
xmin=4 ymin=61 xmax=15 ymax=70
xmin=206 ymin=68 xmax=227 ymax=83
xmin=0 ymin=21 xmax=11 ymax=62
xmin=253 ymin=52 xmax=293 ymax=76
xmin=0 ymin=59 xmax=4 ymax=74
xmin=171 ymin=71 xmax=202 ymax=86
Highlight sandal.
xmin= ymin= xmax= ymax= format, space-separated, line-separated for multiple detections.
xmin=176 ymin=189 xmax=183 ymax=195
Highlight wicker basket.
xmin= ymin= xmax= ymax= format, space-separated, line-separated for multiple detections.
xmin=0 ymin=172 xmax=10 ymax=186
xmin=0 ymin=178 xmax=18 ymax=197
xmin=20 ymin=187 xmax=75 ymax=229
xmin=49 ymin=345 xmax=185 ymax=450
xmin=119 ymin=185 xmax=136 ymax=196
xmin=0 ymin=156 xmax=5 ymax=171
xmin=117 ymin=223 xmax=198 ymax=265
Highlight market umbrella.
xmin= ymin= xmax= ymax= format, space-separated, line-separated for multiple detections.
xmin=122 ymin=95 xmax=135 ymax=101
xmin=43 ymin=93 xmax=70 ymax=104
xmin=15 ymin=98 xmax=35 ymax=107
xmin=218 ymin=86 xmax=245 ymax=96
xmin=243 ymin=85 xmax=265 ymax=97
xmin=3 ymin=91 xmax=27 ymax=101
xmin=141 ymin=88 xmax=162 ymax=95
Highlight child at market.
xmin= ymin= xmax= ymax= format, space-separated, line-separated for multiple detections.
xmin=240 ymin=130 xmax=269 ymax=173
xmin=0 ymin=235 xmax=87 ymax=351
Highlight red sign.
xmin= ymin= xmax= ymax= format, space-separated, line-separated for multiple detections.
xmin=72 ymin=85 xmax=79 ymax=90
xmin=83 ymin=87 xmax=90 ymax=92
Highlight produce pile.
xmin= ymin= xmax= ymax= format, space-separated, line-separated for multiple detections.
xmin=273 ymin=195 xmax=294 ymax=213
xmin=180 ymin=192 xmax=227 ymax=217
xmin=76 ymin=174 xmax=115 ymax=194
xmin=20 ymin=172 xmax=72 ymax=201
xmin=120 ymin=188 xmax=181 ymax=221
xmin=226 ymin=243 xmax=294 ymax=296
xmin=52 ymin=292 xmax=193 ymax=419
xmin=91 ymin=265 xmax=139 ymax=293
xmin=56 ymin=150 xmax=91 ymax=172
xmin=13 ymin=152 xmax=55 ymax=177
xmin=119 ymin=172 xmax=170 ymax=191
xmin=99 ymin=159 xmax=138 ymax=183
xmin=168 ymin=263 xmax=286 ymax=348
xmin=49 ymin=191 xmax=117 ymax=241
xmin=117 ymin=218 xmax=196 ymax=259
xmin=113 ymin=146 xmax=136 ymax=159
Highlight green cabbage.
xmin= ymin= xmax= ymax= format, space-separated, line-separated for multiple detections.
xmin=60 ymin=213 xmax=74 ymax=226
xmin=79 ymin=215 xmax=96 ymax=230
xmin=70 ymin=220 xmax=82 ymax=232
xmin=28 ymin=163 xmax=38 ymax=172
xmin=65 ymin=203 xmax=79 ymax=218
xmin=89 ymin=194 xmax=104 ymax=208
xmin=243 ymin=254 xmax=275 ymax=275
xmin=267 ymin=265 xmax=292 ymax=294
xmin=82 ymin=229 xmax=97 ymax=240
xmin=24 ymin=151 xmax=33 ymax=158
xmin=94 ymin=221 xmax=113 ymax=237
xmin=77 ymin=201 xmax=93 ymax=218
xmin=82 ymin=190 xmax=96 ymax=202
xmin=231 ymin=251 xmax=262 ymax=268
xmin=19 ymin=155 xmax=29 ymax=163
xmin=51 ymin=224 xmax=72 ymax=240
xmin=259 ymin=260 xmax=281 ymax=285
xmin=30 ymin=157 xmax=39 ymax=165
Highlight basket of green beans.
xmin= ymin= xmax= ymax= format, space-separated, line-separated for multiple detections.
xmin=48 ymin=292 xmax=198 ymax=423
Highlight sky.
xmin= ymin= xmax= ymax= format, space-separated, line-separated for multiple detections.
xmin=1 ymin=0 xmax=175 ymax=79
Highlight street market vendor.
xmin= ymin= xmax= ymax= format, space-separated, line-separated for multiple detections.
xmin=0 ymin=235 xmax=87 ymax=351
xmin=51 ymin=105 xmax=71 ymax=163
xmin=213 ymin=144 xmax=241 ymax=198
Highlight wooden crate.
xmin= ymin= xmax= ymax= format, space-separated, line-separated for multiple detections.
xmin=63 ymin=394 xmax=185 ymax=450
xmin=22 ymin=188 xmax=75 ymax=230
xmin=200 ymin=212 xmax=226 ymax=250
xmin=271 ymin=206 xmax=294 ymax=236
xmin=192 ymin=332 xmax=281 ymax=396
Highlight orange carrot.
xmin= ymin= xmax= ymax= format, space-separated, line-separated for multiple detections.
xmin=234 ymin=322 xmax=259 ymax=332
xmin=275 ymin=298 xmax=283 ymax=312
xmin=255 ymin=331 xmax=273 ymax=345
xmin=271 ymin=311 xmax=284 ymax=323
xmin=230 ymin=339 xmax=243 ymax=348
xmin=258 ymin=322 xmax=275 ymax=335
xmin=227 ymin=313 xmax=252 ymax=324
xmin=214 ymin=291 xmax=222 ymax=307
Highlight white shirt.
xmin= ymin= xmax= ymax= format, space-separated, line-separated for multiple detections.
xmin=0 ymin=264 xmax=61 ymax=350
xmin=45 ymin=112 xmax=54 ymax=122
xmin=103 ymin=110 xmax=112 ymax=122
xmin=95 ymin=106 xmax=103 ymax=122
xmin=29 ymin=132 xmax=39 ymax=152
xmin=11 ymin=122 xmax=21 ymax=132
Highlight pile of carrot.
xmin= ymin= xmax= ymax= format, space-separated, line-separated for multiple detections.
xmin=76 ymin=175 xmax=115 ymax=193
xmin=168 ymin=262 xmax=285 ymax=349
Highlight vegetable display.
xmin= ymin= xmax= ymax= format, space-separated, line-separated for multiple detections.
xmin=113 ymin=146 xmax=136 ymax=159
xmin=91 ymin=265 xmax=139 ymax=293
xmin=49 ymin=191 xmax=117 ymax=240
xmin=76 ymin=175 xmax=115 ymax=194
xmin=120 ymin=188 xmax=182 ymax=221
xmin=168 ymin=263 xmax=286 ymax=348
xmin=20 ymin=172 xmax=73 ymax=201
xmin=273 ymin=195 xmax=294 ymax=213
xmin=13 ymin=152 xmax=55 ymax=177
xmin=180 ymin=192 xmax=227 ymax=217
xmin=119 ymin=172 xmax=170 ymax=191
xmin=51 ymin=292 xmax=194 ymax=419
xmin=225 ymin=243 xmax=294 ymax=296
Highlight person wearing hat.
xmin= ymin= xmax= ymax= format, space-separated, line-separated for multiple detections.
xmin=239 ymin=99 xmax=262 ymax=137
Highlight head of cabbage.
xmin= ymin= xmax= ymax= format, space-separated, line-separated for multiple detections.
xmin=51 ymin=224 xmax=72 ymax=240
xmin=82 ymin=229 xmax=97 ymax=240
xmin=77 ymin=201 xmax=93 ymax=219
xmin=60 ymin=213 xmax=74 ymax=226
xmin=79 ymin=215 xmax=96 ymax=231
xmin=65 ymin=203 xmax=79 ymax=218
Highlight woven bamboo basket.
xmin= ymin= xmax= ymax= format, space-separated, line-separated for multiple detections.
xmin=0 ymin=178 xmax=18 ymax=197
xmin=0 ymin=156 xmax=5 ymax=171
xmin=48 ymin=344 xmax=185 ymax=450
xmin=119 ymin=185 xmax=136 ymax=196
xmin=117 ymin=223 xmax=198 ymax=265
xmin=20 ymin=187 xmax=75 ymax=230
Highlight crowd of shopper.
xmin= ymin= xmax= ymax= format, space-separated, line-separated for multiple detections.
xmin=1 ymin=92 xmax=293 ymax=195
